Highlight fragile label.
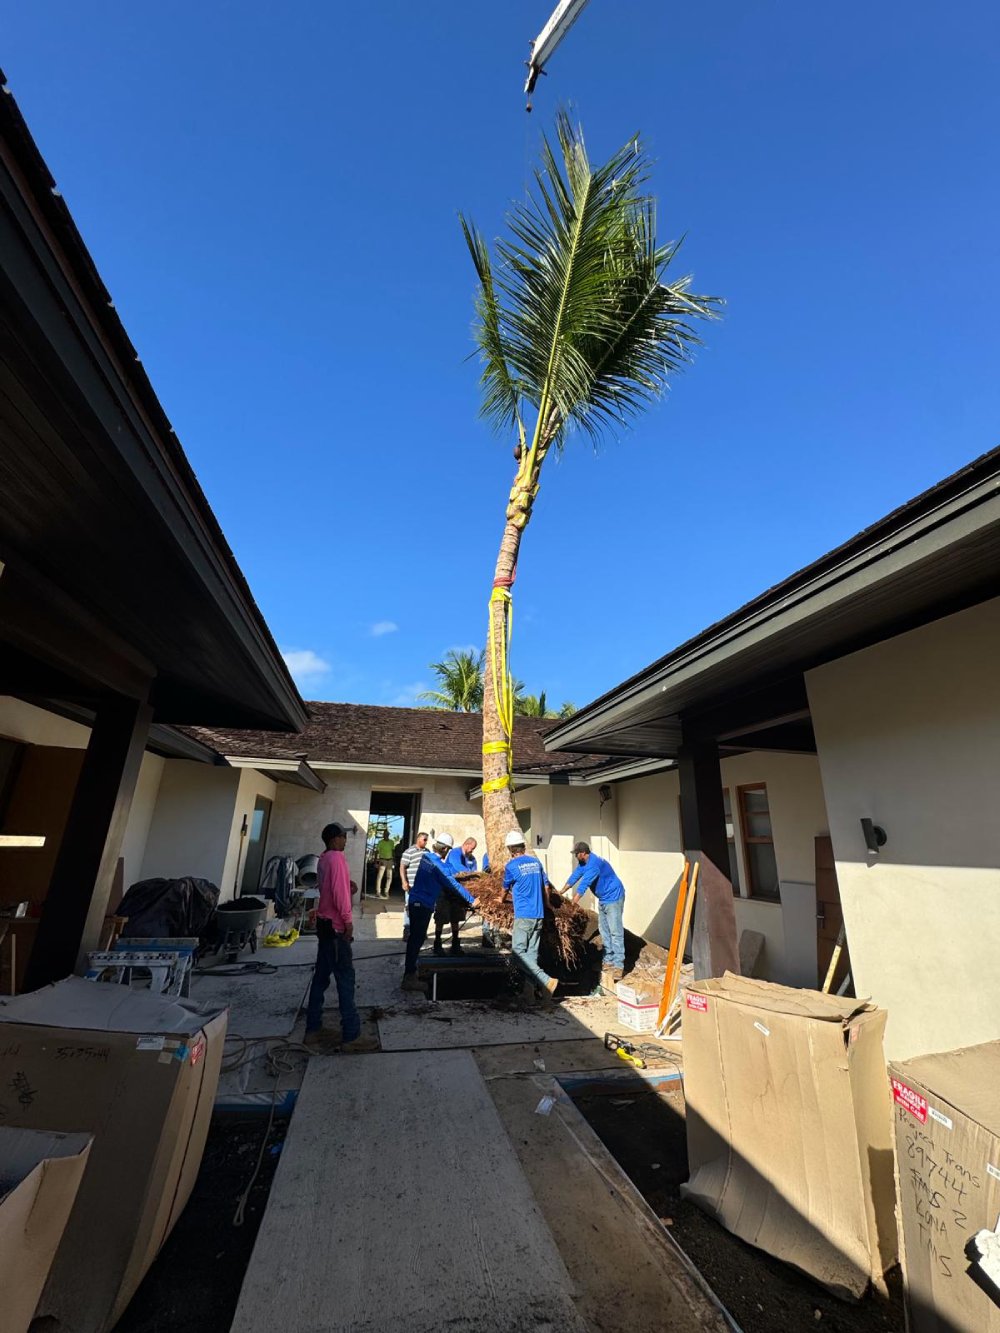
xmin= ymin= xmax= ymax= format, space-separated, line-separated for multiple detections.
xmin=685 ymin=993 xmax=710 ymax=1013
xmin=891 ymin=1078 xmax=928 ymax=1123
xmin=189 ymin=1037 xmax=206 ymax=1067
xmin=753 ymin=1021 xmax=770 ymax=1037
xmin=927 ymin=1106 xmax=953 ymax=1130
xmin=987 ymin=1163 xmax=1000 ymax=1183
xmin=136 ymin=1035 xmax=165 ymax=1052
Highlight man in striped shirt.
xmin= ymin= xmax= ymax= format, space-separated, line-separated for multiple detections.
xmin=399 ymin=831 xmax=429 ymax=941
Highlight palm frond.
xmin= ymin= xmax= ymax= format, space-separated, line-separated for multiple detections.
xmin=460 ymin=215 xmax=524 ymax=436
xmin=462 ymin=112 xmax=721 ymax=450
xmin=418 ymin=648 xmax=485 ymax=711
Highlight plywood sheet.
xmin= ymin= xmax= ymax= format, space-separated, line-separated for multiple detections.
xmin=232 ymin=1050 xmax=586 ymax=1333
xmin=377 ymin=995 xmax=621 ymax=1051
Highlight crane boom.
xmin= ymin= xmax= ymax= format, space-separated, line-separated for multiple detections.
xmin=524 ymin=0 xmax=593 ymax=94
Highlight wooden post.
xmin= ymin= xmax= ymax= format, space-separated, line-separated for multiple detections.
xmin=677 ymin=734 xmax=740 ymax=980
xmin=24 ymin=692 xmax=152 ymax=990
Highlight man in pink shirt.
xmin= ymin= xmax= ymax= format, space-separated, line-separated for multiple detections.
xmin=305 ymin=822 xmax=377 ymax=1051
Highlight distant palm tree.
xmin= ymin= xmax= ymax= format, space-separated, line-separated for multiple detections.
xmin=418 ymin=649 xmax=485 ymax=712
xmin=461 ymin=113 xmax=719 ymax=864
xmin=515 ymin=691 xmax=557 ymax=718
xmin=558 ymin=701 xmax=577 ymax=719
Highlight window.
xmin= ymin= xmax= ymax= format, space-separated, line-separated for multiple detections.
xmin=737 ymin=783 xmax=779 ymax=900
xmin=723 ymin=788 xmax=741 ymax=894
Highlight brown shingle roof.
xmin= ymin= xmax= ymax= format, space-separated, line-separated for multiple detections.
xmin=180 ymin=702 xmax=621 ymax=779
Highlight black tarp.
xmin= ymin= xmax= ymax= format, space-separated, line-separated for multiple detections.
xmin=117 ymin=877 xmax=220 ymax=939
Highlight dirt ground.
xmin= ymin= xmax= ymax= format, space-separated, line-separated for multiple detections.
xmin=572 ymin=1081 xmax=905 ymax=1333
xmin=114 ymin=1113 xmax=290 ymax=1333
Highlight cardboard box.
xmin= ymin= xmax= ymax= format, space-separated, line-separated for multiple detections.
xmin=681 ymin=973 xmax=897 ymax=1298
xmin=615 ymin=982 xmax=658 ymax=1033
xmin=889 ymin=1041 xmax=1000 ymax=1332
xmin=0 ymin=1127 xmax=92 ymax=1333
xmin=0 ymin=977 xmax=227 ymax=1332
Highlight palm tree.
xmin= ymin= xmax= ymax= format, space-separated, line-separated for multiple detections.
xmin=418 ymin=648 xmax=485 ymax=711
xmin=515 ymin=691 xmax=556 ymax=718
xmin=461 ymin=114 xmax=720 ymax=865
xmin=558 ymin=701 xmax=577 ymax=720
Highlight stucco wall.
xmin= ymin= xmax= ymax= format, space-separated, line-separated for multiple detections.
xmin=719 ymin=752 xmax=829 ymax=981
xmin=220 ymin=768 xmax=279 ymax=901
xmin=0 ymin=697 xmax=90 ymax=749
xmin=807 ymin=597 xmax=1000 ymax=1061
xmin=265 ymin=769 xmax=485 ymax=888
xmin=140 ymin=760 xmax=242 ymax=892
xmin=516 ymin=785 xmax=619 ymax=911
xmin=119 ymin=752 xmax=165 ymax=891
xmin=615 ymin=770 xmax=687 ymax=945
xmin=535 ymin=754 xmax=828 ymax=981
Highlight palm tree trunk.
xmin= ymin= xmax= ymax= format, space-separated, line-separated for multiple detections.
xmin=482 ymin=425 xmax=554 ymax=868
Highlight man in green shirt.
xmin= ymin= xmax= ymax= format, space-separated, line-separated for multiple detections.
xmin=375 ymin=833 xmax=396 ymax=898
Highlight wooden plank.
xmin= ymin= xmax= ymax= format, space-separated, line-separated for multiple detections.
xmin=486 ymin=1076 xmax=736 ymax=1333
xmin=377 ymin=994 xmax=623 ymax=1051
xmin=656 ymin=860 xmax=689 ymax=1029
xmin=233 ymin=1050 xmax=587 ymax=1333
xmin=657 ymin=863 xmax=699 ymax=1035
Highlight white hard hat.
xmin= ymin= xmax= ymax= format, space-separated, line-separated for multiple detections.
xmin=505 ymin=828 xmax=526 ymax=848
xmin=434 ymin=832 xmax=454 ymax=849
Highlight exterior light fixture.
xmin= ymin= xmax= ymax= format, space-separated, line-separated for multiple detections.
xmin=860 ymin=818 xmax=887 ymax=855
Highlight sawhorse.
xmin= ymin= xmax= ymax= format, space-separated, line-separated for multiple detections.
xmin=85 ymin=937 xmax=199 ymax=997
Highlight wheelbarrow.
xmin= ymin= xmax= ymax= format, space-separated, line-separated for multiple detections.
xmin=205 ymin=897 xmax=269 ymax=963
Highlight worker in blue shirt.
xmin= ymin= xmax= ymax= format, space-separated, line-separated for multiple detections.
xmin=503 ymin=829 xmax=559 ymax=997
xmin=563 ymin=841 xmax=626 ymax=988
xmin=402 ymin=834 xmax=476 ymax=992
xmin=435 ymin=837 xmax=479 ymax=955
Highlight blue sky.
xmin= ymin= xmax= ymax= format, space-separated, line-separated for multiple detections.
xmin=6 ymin=2 xmax=998 ymax=709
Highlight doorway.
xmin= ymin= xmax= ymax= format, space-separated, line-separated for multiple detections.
xmin=364 ymin=791 xmax=421 ymax=899
xmin=240 ymin=796 xmax=273 ymax=896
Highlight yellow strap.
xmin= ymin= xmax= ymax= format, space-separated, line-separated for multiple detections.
xmin=482 ymin=775 xmax=511 ymax=794
xmin=488 ymin=583 xmax=515 ymax=756
xmin=482 ymin=741 xmax=510 ymax=755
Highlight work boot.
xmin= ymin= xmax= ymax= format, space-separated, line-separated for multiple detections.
xmin=448 ymin=942 xmax=464 ymax=956
xmin=340 ymin=1033 xmax=380 ymax=1053
xmin=432 ymin=939 xmax=446 ymax=956
xmin=401 ymin=972 xmax=427 ymax=993
xmin=612 ymin=969 xmax=624 ymax=985
xmin=601 ymin=967 xmax=617 ymax=992
xmin=479 ymin=935 xmax=493 ymax=948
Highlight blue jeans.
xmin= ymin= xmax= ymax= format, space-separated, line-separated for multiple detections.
xmin=404 ymin=903 xmax=434 ymax=973
xmin=599 ymin=898 xmax=625 ymax=971
xmin=306 ymin=920 xmax=360 ymax=1040
xmin=512 ymin=917 xmax=552 ymax=987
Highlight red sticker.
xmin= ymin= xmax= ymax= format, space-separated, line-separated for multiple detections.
xmin=891 ymin=1078 xmax=928 ymax=1123
xmin=685 ymin=993 xmax=710 ymax=1013
xmin=189 ymin=1036 xmax=207 ymax=1067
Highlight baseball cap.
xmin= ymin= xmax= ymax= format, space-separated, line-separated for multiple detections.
xmin=572 ymin=841 xmax=590 ymax=854
xmin=505 ymin=829 xmax=526 ymax=848
xmin=322 ymin=822 xmax=352 ymax=841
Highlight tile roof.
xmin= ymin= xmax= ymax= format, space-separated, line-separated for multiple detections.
xmin=180 ymin=702 xmax=622 ymax=780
